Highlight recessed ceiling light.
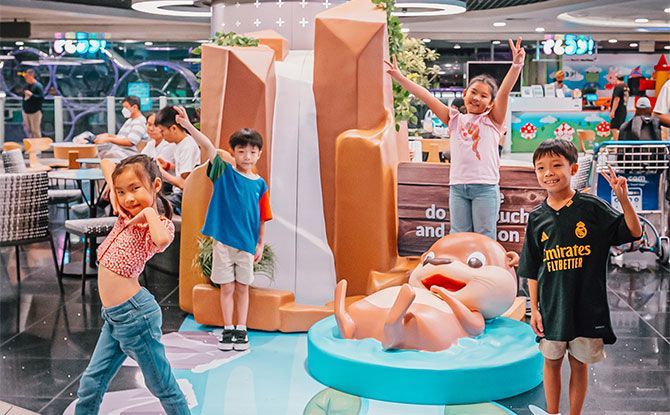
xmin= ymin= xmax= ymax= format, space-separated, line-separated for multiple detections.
xmin=454 ymin=44 xmax=461 ymax=49
xmin=422 ymin=38 xmax=431 ymax=43
xmin=493 ymin=22 xmax=506 ymax=27
xmin=665 ymin=7 xmax=670 ymax=13
xmin=196 ymin=39 xmax=210 ymax=43
xmin=535 ymin=27 xmax=545 ymax=32
xmin=132 ymin=0 xmax=211 ymax=17
xmin=492 ymin=40 xmax=501 ymax=45
xmin=15 ymin=41 xmax=24 ymax=46
xmin=444 ymin=63 xmax=452 ymax=67
xmin=401 ymin=27 xmax=410 ymax=33
xmin=635 ymin=18 xmax=649 ymax=23
xmin=144 ymin=41 xmax=153 ymax=46
xmin=629 ymin=43 xmax=638 ymax=47
xmin=558 ymin=12 xmax=670 ymax=28
xmin=438 ymin=70 xmax=446 ymax=75
xmin=608 ymin=39 xmax=618 ymax=43
xmin=392 ymin=3 xmax=466 ymax=17
xmin=665 ymin=45 xmax=670 ymax=50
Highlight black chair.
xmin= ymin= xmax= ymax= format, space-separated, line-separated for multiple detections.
xmin=0 ymin=171 xmax=62 ymax=292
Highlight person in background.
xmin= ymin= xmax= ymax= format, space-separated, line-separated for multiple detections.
xmin=609 ymin=75 xmax=630 ymax=136
xmin=154 ymin=106 xmax=201 ymax=214
xmin=618 ymin=97 xmax=662 ymax=141
xmin=142 ymin=112 xmax=176 ymax=164
xmin=653 ymin=79 xmax=670 ymax=136
xmin=552 ymin=70 xmax=571 ymax=97
xmin=95 ymin=96 xmax=146 ymax=158
xmin=450 ymin=97 xmax=466 ymax=114
xmin=520 ymin=139 xmax=641 ymax=415
xmin=22 ymin=69 xmax=44 ymax=138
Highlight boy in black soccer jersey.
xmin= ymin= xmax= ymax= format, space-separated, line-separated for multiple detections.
xmin=518 ymin=139 xmax=642 ymax=415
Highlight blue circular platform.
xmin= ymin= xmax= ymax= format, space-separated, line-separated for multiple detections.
xmin=307 ymin=315 xmax=543 ymax=405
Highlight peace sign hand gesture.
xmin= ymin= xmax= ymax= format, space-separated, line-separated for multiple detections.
xmin=508 ymin=37 xmax=525 ymax=65
xmin=384 ymin=55 xmax=403 ymax=81
xmin=601 ymin=164 xmax=629 ymax=203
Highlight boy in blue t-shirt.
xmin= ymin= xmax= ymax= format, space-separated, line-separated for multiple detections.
xmin=174 ymin=106 xmax=272 ymax=351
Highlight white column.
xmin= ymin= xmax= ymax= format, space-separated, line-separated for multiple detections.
xmin=159 ymin=96 xmax=168 ymax=109
xmin=211 ymin=0 xmax=225 ymax=36
xmin=54 ymin=95 xmax=63 ymax=142
xmin=106 ymin=96 xmax=115 ymax=134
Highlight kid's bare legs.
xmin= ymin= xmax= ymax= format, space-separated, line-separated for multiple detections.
xmin=219 ymin=282 xmax=249 ymax=326
xmin=543 ymin=355 xmax=588 ymax=415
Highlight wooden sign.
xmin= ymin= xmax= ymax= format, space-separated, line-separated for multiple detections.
xmin=397 ymin=163 xmax=546 ymax=256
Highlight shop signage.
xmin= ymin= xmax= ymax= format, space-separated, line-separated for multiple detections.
xmin=397 ymin=163 xmax=546 ymax=255
xmin=597 ymin=172 xmax=660 ymax=212
xmin=53 ymin=32 xmax=109 ymax=55
xmin=542 ymin=34 xmax=595 ymax=56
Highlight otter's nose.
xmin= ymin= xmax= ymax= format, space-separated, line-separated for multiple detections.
xmin=424 ymin=257 xmax=453 ymax=267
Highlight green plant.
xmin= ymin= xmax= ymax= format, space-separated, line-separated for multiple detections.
xmin=372 ymin=0 xmax=440 ymax=130
xmin=194 ymin=236 xmax=277 ymax=283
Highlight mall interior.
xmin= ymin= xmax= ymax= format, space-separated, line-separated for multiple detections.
xmin=0 ymin=0 xmax=669 ymax=414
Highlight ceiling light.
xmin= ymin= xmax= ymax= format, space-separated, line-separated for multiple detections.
xmin=401 ymin=27 xmax=410 ymax=33
xmin=454 ymin=44 xmax=461 ymax=49
xmin=132 ymin=0 xmax=211 ymax=17
xmin=119 ymin=40 xmax=139 ymax=44
xmin=558 ymin=12 xmax=670 ymax=28
xmin=422 ymin=38 xmax=431 ymax=43
xmin=196 ymin=39 xmax=210 ymax=43
xmin=392 ymin=2 xmax=466 ymax=17
xmin=635 ymin=18 xmax=649 ymax=23
xmin=183 ymin=57 xmax=202 ymax=63
xmin=629 ymin=43 xmax=638 ymax=47
xmin=608 ymin=39 xmax=618 ymax=43
xmin=535 ymin=27 xmax=545 ymax=32
xmin=0 ymin=55 xmax=15 ymax=61
xmin=666 ymin=8 xmax=670 ymax=13
xmin=438 ymin=70 xmax=446 ymax=75
xmin=144 ymin=41 xmax=154 ymax=46
xmin=444 ymin=63 xmax=452 ymax=67
xmin=492 ymin=40 xmax=501 ymax=45
xmin=493 ymin=22 xmax=506 ymax=27
xmin=665 ymin=45 xmax=670 ymax=50
xmin=15 ymin=41 xmax=24 ymax=46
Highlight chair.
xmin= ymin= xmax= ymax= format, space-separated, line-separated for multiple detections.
xmin=3 ymin=148 xmax=83 ymax=218
xmin=0 ymin=171 xmax=62 ymax=291
xmin=577 ymin=129 xmax=596 ymax=153
xmin=420 ymin=139 xmax=450 ymax=163
xmin=61 ymin=216 xmax=116 ymax=295
xmin=2 ymin=142 xmax=22 ymax=152
xmin=23 ymin=138 xmax=53 ymax=171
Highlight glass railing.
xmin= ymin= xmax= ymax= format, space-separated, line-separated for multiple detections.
xmin=0 ymin=95 xmax=198 ymax=144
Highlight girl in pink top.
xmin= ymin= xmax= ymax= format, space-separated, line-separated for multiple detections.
xmin=75 ymin=155 xmax=189 ymax=415
xmin=386 ymin=38 xmax=525 ymax=240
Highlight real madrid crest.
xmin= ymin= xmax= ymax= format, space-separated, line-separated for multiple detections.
xmin=575 ymin=221 xmax=587 ymax=239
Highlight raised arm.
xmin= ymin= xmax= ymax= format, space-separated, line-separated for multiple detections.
xmin=489 ymin=37 xmax=524 ymax=127
xmin=385 ymin=56 xmax=451 ymax=126
xmin=174 ymin=106 xmax=217 ymax=162
xmin=142 ymin=207 xmax=173 ymax=250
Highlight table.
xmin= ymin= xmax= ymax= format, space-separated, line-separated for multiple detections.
xmin=48 ymin=168 xmax=106 ymax=268
xmin=51 ymin=142 xmax=99 ymax=160
xmin=76 ymin=158 xmax=122 ymax=167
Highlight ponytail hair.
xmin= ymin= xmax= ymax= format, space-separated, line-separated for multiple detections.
xmin=111 ymin=154 xmax=173 ymax=219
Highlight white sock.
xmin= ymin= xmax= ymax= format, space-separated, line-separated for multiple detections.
xmin=236 ymin=325 xmax=247 ymax=331
xmin=224 ymin=325 xmax=234 ymax=331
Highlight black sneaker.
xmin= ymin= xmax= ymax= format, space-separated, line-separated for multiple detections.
xmin=218 ymin=329 xmax=234 ymax=351
xmin=233 ymin=329 xmax=249 ymax=351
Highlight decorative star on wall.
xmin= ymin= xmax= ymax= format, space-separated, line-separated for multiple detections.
xmin=276 ymin=17 xmax=285 ymax=27
xmin=299 ymin=17 xmax=308 ymax=27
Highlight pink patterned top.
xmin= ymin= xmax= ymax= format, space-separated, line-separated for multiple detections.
xmin=97 ymin=216 xmax=175 ymax=279
xmin=447 ymin=107 xmax=502 ymax=185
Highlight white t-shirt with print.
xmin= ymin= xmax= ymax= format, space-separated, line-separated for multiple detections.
xmin=172 ymin=135 xmax=201 ymax=194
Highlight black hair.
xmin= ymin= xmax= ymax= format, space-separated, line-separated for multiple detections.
xmin=154 ymin=106 xmax=186 ymax=132
xmin=532 ymin=139 xmax=579 ymax=165
xmin=229 ymin=128 xmax=263 ymax=151
xmin=123 ymin=95 xmax=141 ymax=109
xmin=467 ymin=74 xmax=499 ymax=99
xmin=616 ymin=75 xmax=625 ymax=81
xmin=111 ymin=154 xmax=173 ymax=219
xmin=24 ymin=69 xmax=36 ymax=77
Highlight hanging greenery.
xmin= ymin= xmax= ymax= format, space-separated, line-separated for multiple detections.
xmin=372 ymin=0 xmax=441 ymax=129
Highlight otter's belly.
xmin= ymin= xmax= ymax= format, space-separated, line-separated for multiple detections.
xmin=361 ymin=286 xmax=455 ymax=315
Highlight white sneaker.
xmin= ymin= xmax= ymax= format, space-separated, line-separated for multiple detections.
xmin=528 ymin=405 xmax=560 ymax=415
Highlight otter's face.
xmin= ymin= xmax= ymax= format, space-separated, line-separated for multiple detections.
xmin=408 ymin=233 xmax=517 ymax=319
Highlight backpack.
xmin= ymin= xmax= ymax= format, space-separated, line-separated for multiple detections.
xmin=618 ymin=116 xmax=662 ymax=141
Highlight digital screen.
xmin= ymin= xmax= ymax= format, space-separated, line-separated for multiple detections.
xmin=466 ymin=62 xmax=521 ymax=93
xmin=127 ymin=82 xmax=152 ymax=112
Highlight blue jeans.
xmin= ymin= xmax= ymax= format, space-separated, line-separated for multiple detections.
xmin=449 ymin=184 xmax=500 ymax=240
xmin=75 ymin=288 xmax=189 ymax=415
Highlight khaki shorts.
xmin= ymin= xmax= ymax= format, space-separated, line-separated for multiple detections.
xmin=211 ymin=241 xmax=254 ymax=285
xmin=539 ymin=337 xmax=605 ymax=364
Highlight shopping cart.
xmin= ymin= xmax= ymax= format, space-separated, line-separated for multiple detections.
xmin=587 ymin=140 xmax=670 ymax=265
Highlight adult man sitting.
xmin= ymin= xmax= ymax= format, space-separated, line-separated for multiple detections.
xmin=95 ymin=96 xmax=146 ymax=158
